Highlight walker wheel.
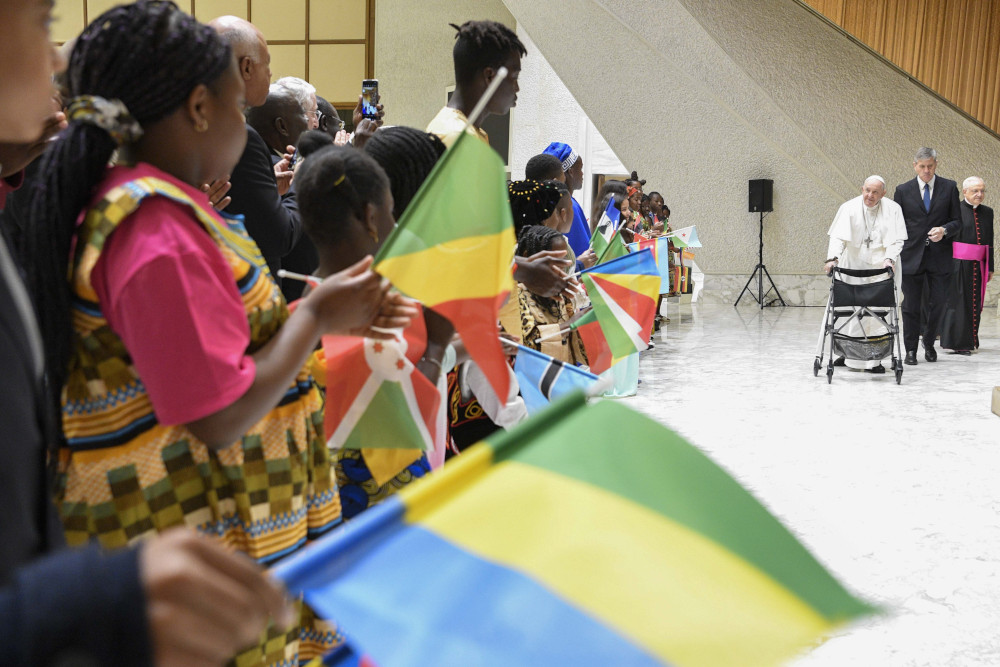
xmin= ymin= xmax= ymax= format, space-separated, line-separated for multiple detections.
xmin=827 ymin=368 xmax=833 ymax=384
xmin=813 ymin=358 xmax=821 ymax=377
xmin=895 ymin=368 xmax=903 ymax=385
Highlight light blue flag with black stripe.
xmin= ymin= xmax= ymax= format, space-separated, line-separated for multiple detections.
xmin=513 ymin=345 xmax=600 ymax=415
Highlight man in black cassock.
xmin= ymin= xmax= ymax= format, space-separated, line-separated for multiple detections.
xmin=941 ymin=177 xmax=994 ymax=354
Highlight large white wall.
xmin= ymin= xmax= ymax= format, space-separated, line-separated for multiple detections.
xmin=503 ymin=0 xmax=1000 ymax=304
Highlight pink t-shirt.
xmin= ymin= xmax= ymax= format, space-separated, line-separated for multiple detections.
xmin=90 ymin=164 xmax=256 ymax=426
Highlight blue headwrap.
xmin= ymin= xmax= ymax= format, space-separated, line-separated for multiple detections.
xmin=542 ymin=141 xmax=579 ymax=171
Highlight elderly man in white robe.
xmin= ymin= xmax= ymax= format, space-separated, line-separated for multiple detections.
xmin=820 ymin=175 xmax=908 ymax=372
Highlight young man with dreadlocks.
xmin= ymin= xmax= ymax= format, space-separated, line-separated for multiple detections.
xmin=427 ymin=19 xmax=525 ymax=146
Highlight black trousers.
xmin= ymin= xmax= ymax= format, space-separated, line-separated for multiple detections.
xmin=902 ymin=269 xmax=949 ymax=351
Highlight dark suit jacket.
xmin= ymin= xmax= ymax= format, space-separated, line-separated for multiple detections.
xmin=893 ymin=176 xmax=962 ymax=274
xmin=957 ymin=201 xmax=994 ymax=273
xmin=0 ymin=234 xmax=151 ymax=665
xmin=266 ymin=152 xmax=319 ymax=301
xmin=226 ymin=125 xmax=302 ymax=278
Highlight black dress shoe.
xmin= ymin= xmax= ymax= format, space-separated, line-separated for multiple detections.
xmin=904 ymin=351 xmax=918 ymax=365
xmin=950 ymin=350 xmax=972 ymax=356
xmin=865 ymin=364 xmax=886 ymax=374
xmin=924 ymin=346 xmax=937 ymax=362
xmin=833 ymin=356 xmax=846 ymax=367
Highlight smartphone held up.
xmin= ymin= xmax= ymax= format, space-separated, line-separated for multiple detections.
xmin=361 ymin=79 xmax=379 ymax=120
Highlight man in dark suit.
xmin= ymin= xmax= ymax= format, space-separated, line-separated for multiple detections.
xmin=210 ymin=16 xmax=302 ymax=283
xmin=892 ymin=147 xmax=962 ymax=365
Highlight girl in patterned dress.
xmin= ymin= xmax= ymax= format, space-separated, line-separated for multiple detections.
xmin=20 ymin=2 xmax=414 ymax=664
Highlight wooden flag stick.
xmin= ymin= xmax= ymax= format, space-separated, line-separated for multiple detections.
xmin=535 ymin=327 xmax=571 ymax=345
xmin=277 ymin=269 xmax=321 ymax=286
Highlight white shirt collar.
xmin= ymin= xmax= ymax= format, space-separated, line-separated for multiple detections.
xmin=918 ymin=174 xmax=936 ymax=195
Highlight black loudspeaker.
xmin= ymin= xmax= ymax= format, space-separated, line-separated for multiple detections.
xmin=749 ymin=179 xmax=773 ymax=212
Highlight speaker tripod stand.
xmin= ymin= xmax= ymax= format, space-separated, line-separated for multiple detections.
xmin=734 ymin=211 xmax=786 ymax=309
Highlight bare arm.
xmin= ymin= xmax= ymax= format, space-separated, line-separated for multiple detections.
xmin=187 ymin=257 xmax=417 ymax=447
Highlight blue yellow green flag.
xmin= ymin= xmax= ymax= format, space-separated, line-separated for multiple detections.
xmin=274 ymin=392 xmax=875 ymax=667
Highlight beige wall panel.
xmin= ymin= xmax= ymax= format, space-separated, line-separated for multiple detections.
xmin=309 ymin=44 xmax=366 ymax=105
xmin=374 ymin=0 xmax=515 ymax=129
xmin=194 ymin=0 xmax=248 ymax=21
xmin=87 ymin=0 xmax=192 ymax=18
xmin=268 ymin=44 xmax=307 ymax=81
xmin=310 ymin=0 xmax=367 ymax=40
xmin=86 ymin=0 xmax=123 ymax=20
xmin=253 ymin=0 xmax=306 ymax=41
xmin=52 ymin=0 xmax=86 ymax=43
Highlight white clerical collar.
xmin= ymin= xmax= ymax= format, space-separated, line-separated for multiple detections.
xmin=965 ymin=198 xmax=979 ymax=208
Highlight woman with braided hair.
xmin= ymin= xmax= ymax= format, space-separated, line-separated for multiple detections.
xmin=21 ymin=2 xmax=414 ymax=663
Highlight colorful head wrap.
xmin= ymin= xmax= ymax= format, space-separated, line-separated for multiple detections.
xmin=542 ymin=141 xmax=579 ymax=172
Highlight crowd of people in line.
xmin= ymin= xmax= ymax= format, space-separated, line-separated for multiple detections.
xmin=0 ymin=2 xmax=681 ymax=665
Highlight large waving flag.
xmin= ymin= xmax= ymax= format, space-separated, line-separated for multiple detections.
xmin=667 ymin=225 xmax=701 ymax=248
xmin=374 ymin=130 xmax=515 ymax=401
xmin=577 ymin=249 xmax=660 ymax=372
xmin=628 ymin=236 xmax=672 ymax=293
xmin=274 ymin=392 xmax=875 ymax=667
xmin=320 ymin=312 xmax=440 ymax=486
xmin=513 ymin=344 xmax=600 ymax=414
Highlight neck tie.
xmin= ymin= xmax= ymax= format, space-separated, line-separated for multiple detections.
xmin=923 ymin=183 xmax=931 ymax=212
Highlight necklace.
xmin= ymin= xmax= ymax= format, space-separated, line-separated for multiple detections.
xmin=861 ymin=200 xmax=881 ymax=248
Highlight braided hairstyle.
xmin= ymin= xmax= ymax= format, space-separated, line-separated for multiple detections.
xmin=296 ymin=145 xmax=390 ymax=250
xmin=364 ymin=126 xmax=446 ymax=220
xmin=508 ymin=179 xmax=563 ymax=236
xmin=545 ymin=179 xmax=570 ymax=200
xmin=450 ymin=20 xmax=526 ymax=86
xmin=23 ymin=0 xmax=233 ymax=398
xmin=516 ymin=224 xmax=563 ymax=258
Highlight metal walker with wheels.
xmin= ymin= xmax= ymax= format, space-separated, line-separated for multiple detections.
xmin=814 ymin=266 xmax=903 ymax=384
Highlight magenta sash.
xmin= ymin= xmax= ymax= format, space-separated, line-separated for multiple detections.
xmin=953 ymin=241 xmax=990 ymax=308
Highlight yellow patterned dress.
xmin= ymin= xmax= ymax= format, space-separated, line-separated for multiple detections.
xmin=57 ymin=169 xmax=342 ymax=665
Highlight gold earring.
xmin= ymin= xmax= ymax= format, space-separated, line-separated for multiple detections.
xmin=369 ymin=227 xmax=379 ymax=244
xmin=195 ymin=120 xmax=208 ymax=133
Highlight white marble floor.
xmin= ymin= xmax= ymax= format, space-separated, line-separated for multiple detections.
xmin=627 ymin=303 xmax=1000 ymax=667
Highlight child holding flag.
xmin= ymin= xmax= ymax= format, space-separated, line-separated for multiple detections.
xmin=295 ymin=143 xmax=455 ymax=519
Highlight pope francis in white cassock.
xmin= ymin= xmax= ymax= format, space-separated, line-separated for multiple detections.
xmin=820 ymin=175 xmax=908 ymax=371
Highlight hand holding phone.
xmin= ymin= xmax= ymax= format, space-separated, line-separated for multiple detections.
xmin=361 ymin=79 xmax=379 ymax=120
